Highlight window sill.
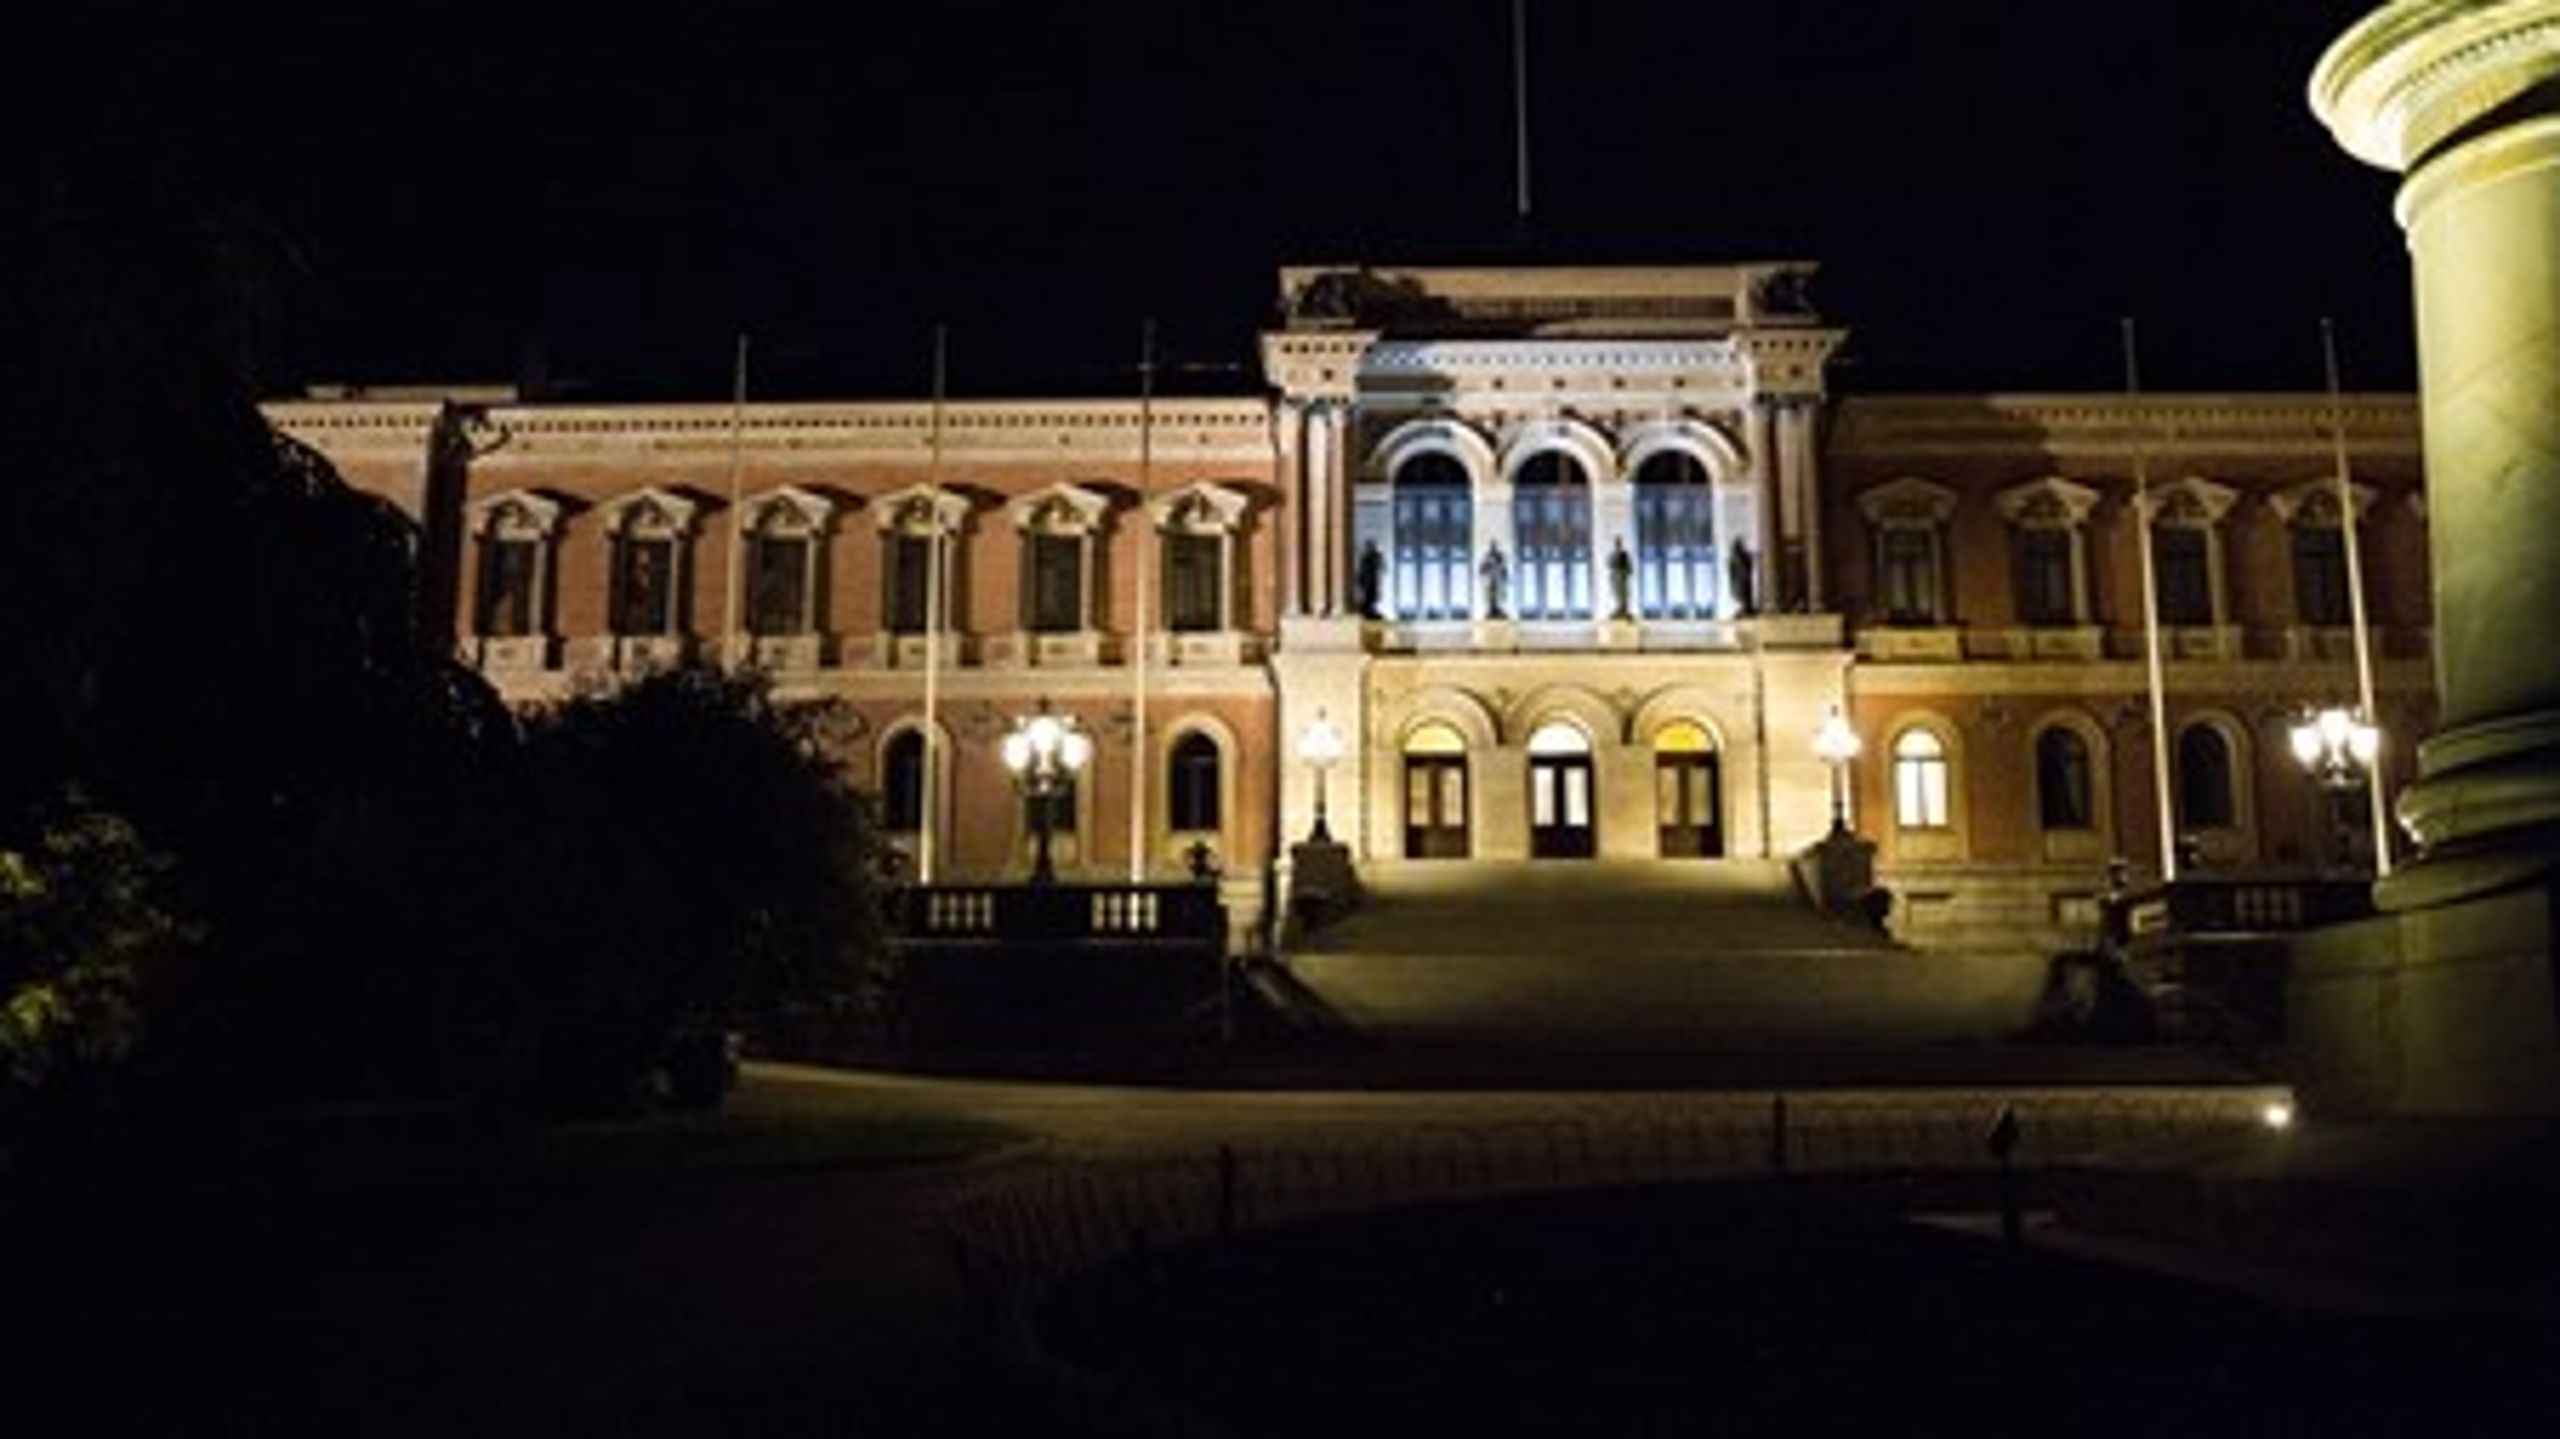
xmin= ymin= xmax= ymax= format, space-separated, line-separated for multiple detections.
xmin=1862 ymin=626 xmax=1965 ymax=662
xmin=1967 ymin=626 xmax=2104 ymax=661
xmin=467 ymin=635 xmax=558 ymax=671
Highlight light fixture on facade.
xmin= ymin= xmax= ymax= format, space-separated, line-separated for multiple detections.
xmin=2288 ymin=705 xmax=2381 ymax=789
xmin=1001 ymin=699 xmax=1092 ymax=885
xmin=1812 ymin=705 xmax=1862 ymax=835
xmin=1297 ymin=708 xmax=1347 ymax=843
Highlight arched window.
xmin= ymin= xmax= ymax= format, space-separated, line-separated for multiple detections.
xmin=2035 ymin=727 xmax=2095 ymax=830
xmin=1634 ymin=451 xmax=1716 ymax=619
xmin=1512 ymin=451 xmax=1592 ymax=620
xmin=2177 ymin=724 xmax=2236 ymax=831
xmin=1893 ymin=729 xmax=1951 ymax=830
xmin=882 ymin=730 xmax=926 ymax=833
xmin=1391 ymin=453 xmax=1472 ymax=621
xmin=1168 ymin=732 xmax=1221 ymax=832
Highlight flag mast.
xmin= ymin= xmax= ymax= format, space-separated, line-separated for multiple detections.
xmin=2323 ymin=318 xmax=2394 ymax=877
xmin=723 ymin=333 xmax=750 ymax=667
xmin=2124 ymin=319 xmax=2179 ymax=882
xmin=1129 ymin=320 xmax=1156 ymax=884
xmin=1512 ymin=0 xmax=1533 ymax=224
xmin=920 ymin=326 xmax=948 ymax=885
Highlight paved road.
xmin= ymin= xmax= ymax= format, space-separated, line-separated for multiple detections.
xmin=13 ymin=1061 xmax=2284 ymax=1435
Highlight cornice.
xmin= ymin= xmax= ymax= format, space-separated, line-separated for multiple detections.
xmin=2312 ymin=0 xmax=2560 ymax=172
xmin=1831 ymin=394 xmax=2422 ymax=461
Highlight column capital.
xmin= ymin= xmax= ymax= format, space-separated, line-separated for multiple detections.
xmin=2314 ymin=0 xmax=2560 ymax=173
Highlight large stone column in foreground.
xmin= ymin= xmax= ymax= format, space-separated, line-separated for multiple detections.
xmin=2297 ymin=1 xmax=2560 ymax=1115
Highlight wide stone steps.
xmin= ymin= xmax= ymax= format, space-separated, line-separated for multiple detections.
xmin=1283 ymin=861 xmax=2050 ymax=1051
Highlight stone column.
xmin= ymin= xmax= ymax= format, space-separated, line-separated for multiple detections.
xmin=2297 ymin=0 xmax=2560 ymax=1117
xmin=1747 ymin=399 xmax=1780 ymax=613
xmin=1318 ymin=401 xmax=1353 ymax=617
xmin=2315 ymin=0 xmax=2560 ymax=907
xmin=1276 ymin=399 xmax=1307 ymax=618
xmin=1300 ymin=401 xmax=1332 ymax=618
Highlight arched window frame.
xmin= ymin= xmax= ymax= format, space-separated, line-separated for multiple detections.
xmin=872 ymin=484 xmax=971 ymax=656
xmin=1630 ymin=449 xmax=1721 ymax=621
xmin=1892 ymin=727 xmax=1953 ymax=831
xmin=1506 ymin=448 xmax=1596 ymax=621
xmin=1165 ymin=727 xmax=1224 ymax=836
xmin=1995 ymin=477 xmax=2100 ymax=628
xmin=464 ymin=488 xmax=563 ymax=670
xmin=1386 ymin=450 xmax=1477 ymax=622
xmin=2027 ymin=712 xmax=2112 ymax=863
xmin=1008 ymin=482 xmax=1113 ymax=649
xmin=2145 ymin=476 xmax=2239 ymax=636
xmin=1858 ymin=479 xmax=1959 ymax=627
xmin=2175 ymin=713 xmax=2258 ymax=863
xmin=599 ymin=487 xmax=701 ymax=663
xmin=735 ymin=485 xmax=837 ymax=641
xmin=1885 ymin=716 xmax=1969 ymax=863
xmin=1148 ymin=481 xmax=1251 ymax=638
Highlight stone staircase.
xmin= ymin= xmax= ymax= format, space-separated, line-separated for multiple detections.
xmin=1278 ymin=860 xmax=2052 ymax=1052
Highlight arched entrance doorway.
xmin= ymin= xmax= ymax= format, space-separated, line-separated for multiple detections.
xmin=1654 ymin=721 xmax=1724 ymax=858
xmin=1527 ymin=721 xmax=1596 ymax=859
xmin=1402 ymin=722 xmax=1471 ymax=859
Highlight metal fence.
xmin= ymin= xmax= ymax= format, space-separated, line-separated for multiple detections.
xmin=931 ymin=1087 xmax=2276 ymax=1334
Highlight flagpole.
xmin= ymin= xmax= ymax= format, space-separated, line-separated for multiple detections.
xmin=1512 ymin=0 xmax=1532 ymax=225
xmin=2323 ymin=318 xmax=2394 ymax=877
xmin=1129 ymin=320 xmax=1156 ymax=885
xmin=920 ymin=326 xmax=948 ymax=886
xmin=2124 ymin=319 xmax=2179 ymax=883
xmin=723 ymin=333 xmax=750 ymax=668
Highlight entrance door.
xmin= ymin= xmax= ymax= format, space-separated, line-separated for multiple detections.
xmin=1655 ymin=721 xmax=1724 ymax=858
xmin=1403 ymin=722 xmax=1471 ymax=859
xmin=1526 ymin=721 xmax=1596 ymax=859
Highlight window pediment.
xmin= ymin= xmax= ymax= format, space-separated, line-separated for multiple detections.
xmin=467 ymin=488 xmax=564 ymax=539
xmin=739 ymin=484 xmax=839 ymax=536
xmin=600 ymin=486 xmax=701 ymax=537
xmin=1148 ymin=480 xmax=1251 ymax=533
xmin=1994 ymin=476 xmax=2100 ymax=528
xmin=872 ymin=484 xmax=973 ymax=536
xmin=1007 ymin=481 xmax=1113 ymax=535
xmin=1858 ymin=477 xmax=1958 ymax=527
xmin=2146 ymin=475 xmax=2239 ymax=527
xmin=2266 ymin=477 xmax=2378 ymax=526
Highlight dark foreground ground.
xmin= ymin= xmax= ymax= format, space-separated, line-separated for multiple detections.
xmin=1046 ymin=1181 xmax=2560 ymax=1438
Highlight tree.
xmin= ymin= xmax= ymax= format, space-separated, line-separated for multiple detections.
xmin=505 ymin=667 xmax=884 ymax=1114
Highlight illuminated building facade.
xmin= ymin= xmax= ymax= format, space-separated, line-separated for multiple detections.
xmin=271 ymin=264 xmax=2432 ymax=955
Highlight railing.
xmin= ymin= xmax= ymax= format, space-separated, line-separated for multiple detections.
xmin=2122 ymin=874 xmax=2373 ymax=945
xmin=931 ymin=1089 xmax=2276 ymax=1343
xmin=888 ymin=882 xmax=1226 ymax=948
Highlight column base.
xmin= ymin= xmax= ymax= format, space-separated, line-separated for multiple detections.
xmin=2289 ymin=875 xmax=2560 ymax=1119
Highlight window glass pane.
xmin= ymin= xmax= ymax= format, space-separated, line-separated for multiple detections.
xmin=478 ymin=537 xmax=537 ymax=637
xmin=2036 ymin=729 xmax=2094 ymax=829
xmin=1438 ymin=766 xmax=1466 ymax=825
xmin=1635 ymin=454 xmax=1717 ymax=620
xmin=1169 ymin=734 xmax=1220 ymax=830
xmin=2177 ymin=725 xmax=2236 ymax=830
xmin=2155 ymin=527 xmax=2214 ymax=625
xmin=1392 ymin=455 xmax=1472 ymax=620
xmin=1030 ymin=534 xmax=1083 ymax=632
xmin=614 ymin=537 xmax=677 ymax=636
xmin=1879 ymin=528 xmax=1940 ymax=624
xmin=1167 ymin=533 xmax=1223 ymax=632
xmin=2015 ymin=528 xmax=2075 ymax=625
xmin=748 ymin=535 xmax=810 ymax=636
xmin=2292 ymin=527 xmax=2350 ymax=627
xmin=883 ymin=732 xmax=925 ymax=831
xmin=1514 ymin=452 xmax=1591 ymax=620
xmin=1531 ymin=766 xmax=1555 ymax=826
xmin=1563 ymin=767 xmax=1589 ymax=826
xmin=1407 ymin=767 xmax=1432 ymax=825
xmin=887 ymin=534 xmax=932 ymax=634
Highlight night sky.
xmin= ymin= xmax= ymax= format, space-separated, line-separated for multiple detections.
xmin=26 ymin=1 xmax=2413 ymax=400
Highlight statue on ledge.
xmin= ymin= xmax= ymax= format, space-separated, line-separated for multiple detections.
xmin=1479 ymin=541 xmax=1509 ymax=620
xmin=1608 ymin=537 xmax=1634 ymax=621
xmin=1355 ymin=539 xmax=1384 ymax=620
xmin=1728 ymin=539 xmax=1758 ymax=617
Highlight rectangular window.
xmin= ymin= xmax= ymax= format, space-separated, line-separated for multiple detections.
xmin=1878 ymin=527 xmax=1940 ymax=624
xmin=886 ymin=534 xmax=932 ymax=634
xmin=476 ymin=536 xmax=538 ymax=638
xmin=612 ymin=536 xmax=677 ymax=636
xmin=747 ymin=535 xmax=811 ymax=636
xmin=2292 ymin=527 xmax=2350 ymax=627
xmin=1165 ymin=533 xmax=1224 ymax=632
xmin=1028 ymin=534 xmax=1083 ymax=633
xmin=1895 ymin=757 xmax=1950 ymax=829
xmin=1392 ymin=488 xmax=1472 ymax=620
xmin=2154 ymin=527 xmax=2214 ymax=626
xmin=2014 ymin=528 xmax=2076 ymax=626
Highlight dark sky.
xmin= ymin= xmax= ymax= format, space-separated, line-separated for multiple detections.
xmin=29 ymin=1 xmax=2413 ymax=399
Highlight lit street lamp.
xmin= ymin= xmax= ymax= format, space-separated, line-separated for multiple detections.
xmin=1813 ymin=705 xmax=1862 ymax=835
xmin=1001 ymin=700 xmax=1092 ymax=885
xmin=1297 ymin=709 xmax=1346 ymax=843
xmin=2289 ymin=705 xmax=2381 ymax=872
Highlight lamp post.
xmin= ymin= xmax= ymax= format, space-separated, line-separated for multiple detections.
xmin=2289 ymin=705 xmax=2381 ymax=873
xmin=1297 ymin=709 xmax=1346 ymax=844
xmin=1813 ymin=704 xmax=1861 ymax=836
xmin=1001 ymin=700 xmax=1092 ymax=885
